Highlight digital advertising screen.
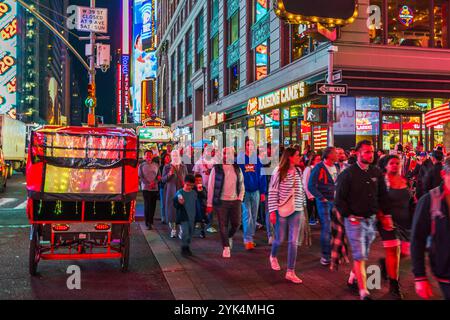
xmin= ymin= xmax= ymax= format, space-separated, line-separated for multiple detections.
xmin=132 ymin=0 xmax=157 ymax=123
xmin=0 ymin=0 xmax=17 ymax=115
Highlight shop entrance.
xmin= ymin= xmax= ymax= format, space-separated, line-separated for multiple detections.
xmin=382 ymin=113 xmax=423 ymax=151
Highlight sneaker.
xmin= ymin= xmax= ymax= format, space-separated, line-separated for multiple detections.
xmin=309 ymin=219 xmax=317 ymax=226
xmin=320 ymin=257 xmax=331 ymax=266
xmin=389 ymin=279 xmax=404 ymax=300
xmin=222 ymin=247 xmax=231 ymax=258
xmin=347 ymin=280 xmax=359 ymax=295
xmin=268 ymin=236 xmax=274 ymax=245
xmin=200 ymin=230 xmax=206 ymax=238
xmin=245 ymin=242 xmax=255 ymax=250
xmin=206 ymin=227 xmax=218 ymax=233
xmin=269 ymin=256 xmax=281 ymax=271
xmin=285 ymin=271 xmax=303 ymax=284
xmin=170 ymin=229 xmax=177 ymax=238
xmin=228 ymin=238 xmax=233 ymax=250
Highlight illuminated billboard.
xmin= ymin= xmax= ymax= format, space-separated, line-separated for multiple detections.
xmin=132 ymin=0 xmax=157 ymax=124
xmin=0 ymin=0 xmax=17 ymax=115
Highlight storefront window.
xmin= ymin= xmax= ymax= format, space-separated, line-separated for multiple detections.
xmin=382 ymin=97 xmax=432 ymax=111
xmin=357 ymin=111 xmax=380 ymax=149
xmin=434 ymin=0 xmax=449 ymax=47
xmin=356 ymin=96 xmax=379 ymax=111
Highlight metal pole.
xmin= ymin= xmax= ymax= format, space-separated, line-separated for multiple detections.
xmin=88 ymin=0 xmax=96 ymax=122
xmin=327 ymin=48 xmax=334 ymax=146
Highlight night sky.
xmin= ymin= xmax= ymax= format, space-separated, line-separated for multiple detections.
xmin=70 ymin=0 xmax=123 ymax=124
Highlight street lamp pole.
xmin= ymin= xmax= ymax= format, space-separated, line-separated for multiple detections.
xmin=87 ymin=0 xmax=97 ymax=126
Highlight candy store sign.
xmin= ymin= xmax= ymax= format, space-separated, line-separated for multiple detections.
xmin=399 ymin=5 xmax=414 ymax=27
xmin=257 ymin=81 xmax=307 ymax=111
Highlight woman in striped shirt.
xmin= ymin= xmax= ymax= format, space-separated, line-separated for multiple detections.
xmin=268 ymin=147 xmax=306 ymax=284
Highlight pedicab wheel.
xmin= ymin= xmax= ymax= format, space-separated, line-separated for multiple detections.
xmin=120 ymin=224 xmax=130 ymax=272
xmin=29 ymin=224 xmax=40 ymax=276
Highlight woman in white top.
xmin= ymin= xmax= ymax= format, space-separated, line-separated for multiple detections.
xmin=303 ymin=154 xmax=322 ymax=225
xmin=268 ymin=147 xmax=306 ymax=284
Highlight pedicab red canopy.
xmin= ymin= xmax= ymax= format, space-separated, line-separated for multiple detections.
xmin=26 ymin=126 xmax=139 ymax=203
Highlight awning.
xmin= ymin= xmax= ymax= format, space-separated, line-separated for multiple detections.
xmin=425 ymin=103 xmax=450 ymax=128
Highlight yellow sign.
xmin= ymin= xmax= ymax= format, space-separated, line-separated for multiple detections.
xmin=257 ymin=82 xmax=307 ymax=111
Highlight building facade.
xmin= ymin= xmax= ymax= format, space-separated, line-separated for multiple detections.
xmin=17 ymin=0 xmax=73 ymax=125
xmin=157 ymin=0 xmax=450 ymax=152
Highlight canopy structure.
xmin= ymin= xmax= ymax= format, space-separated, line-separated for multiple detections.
xmin=27 ymin=126 xmax=139 ymax=202
xmin=425 ymin=103 xmax=450 ymax=128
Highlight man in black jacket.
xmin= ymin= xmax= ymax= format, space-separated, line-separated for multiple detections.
xmin=335 ymin=140 xmax=388 ymax=300
xmin=423 ymin=150 xmax=444 ymax=195
xmin=409 ymin=152 xmax=433 ymax=200
xmin=411 ymin=158 xmax=450 ymax=300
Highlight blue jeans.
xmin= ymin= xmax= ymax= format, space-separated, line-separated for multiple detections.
xmin=316 ymin=199 xmax=334 ymax=260
xmin=271 ymin=211 xmax=301 ymax=270
xmin=344 ymin=216 xmax=377 ymax=261
xmin=159 ymin=188 xmax=166 ymax=222
xmin=242 ymin=191 xmax=260 ymax=243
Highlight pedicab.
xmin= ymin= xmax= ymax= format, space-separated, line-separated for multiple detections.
xmin=26 ymin=126 xmax=139 ymax=275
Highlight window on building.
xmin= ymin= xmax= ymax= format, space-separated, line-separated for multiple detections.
xmin=227 ymin=11 xmax=240 ymax=93
xmin=178 ymin=43 xmax=184 ymax=120
xmin=210 ymin=35 xmax=219 ymax=102
xmin=368 ymin=0 xmax=450 ymax=48
xmin=291 ymin=24 xmax=323 ymax=62
xmin=229 ymin=63 xmax=239 ymax=93
xmin=171 ymin=54 xmax=176 ymax=123
xmin=196 ymin=11 xmax=205 ymax=70
xmin=255 ymin=41 xmax=269 ymax=80
xmin=253 ymin=0 xmax=270 ymax=80
xmin=229 ymin=13 xmax=239 ymax=44
xmin=211 ymin=78 xmax=219 ymax=102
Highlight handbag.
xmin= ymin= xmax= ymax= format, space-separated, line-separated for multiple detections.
xmin=278 ymin=170 xmax=298 ymax=217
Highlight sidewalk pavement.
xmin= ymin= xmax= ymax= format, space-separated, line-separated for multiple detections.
xmin=136 ymin=198 xmax=442 ymax=300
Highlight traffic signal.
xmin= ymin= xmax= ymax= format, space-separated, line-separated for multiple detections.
xmin=85 ymin=83 xmax=97 ymax=108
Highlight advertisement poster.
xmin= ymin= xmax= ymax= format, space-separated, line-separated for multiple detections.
xmin=132 ymin=0 xmax=157 ymax=123
xmin=0 ymin=0 xmax=16 ymax=114
xmin=334 ymin=97 xmax=356 ymax=135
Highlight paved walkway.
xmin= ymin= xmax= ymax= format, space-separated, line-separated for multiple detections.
xmin=137 ymin=200 xmax=443 ymax=300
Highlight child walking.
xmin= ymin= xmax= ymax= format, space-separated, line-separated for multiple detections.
xmin=194 ymin=174 xmax=208 ymax=238
xmin=173 ymin=174 xmax=198 ymax=257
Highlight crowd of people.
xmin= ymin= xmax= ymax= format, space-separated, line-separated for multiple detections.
xmin=138 ymin=139 xmax=450 ymax=300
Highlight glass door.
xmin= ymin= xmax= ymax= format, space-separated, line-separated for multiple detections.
xmin=402 ymin=115 xmax=422 ymax=150
xmin=382 ymin=115 xmax=401 ymax=151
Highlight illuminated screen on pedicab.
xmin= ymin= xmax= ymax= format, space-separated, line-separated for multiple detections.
xmin=29 ymin=127 xmax=138 ymax=197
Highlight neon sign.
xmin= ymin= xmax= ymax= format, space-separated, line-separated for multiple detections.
xmin=399 ymin=5 xmax=414 ymax=27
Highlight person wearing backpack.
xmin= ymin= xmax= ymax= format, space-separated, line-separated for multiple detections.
xmin=411 ymin=157 xmax=450 ymax=300
xmin=268 ymin=147 xmax=306 ymax=284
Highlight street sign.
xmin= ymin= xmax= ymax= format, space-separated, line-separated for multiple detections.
xmin=75 ymin=6 xmax=108 ymax=33
xmin=325 ymin=70 xmax=343 ymax=83
xmin=316 ymin=83 xmax=348 ymax=96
